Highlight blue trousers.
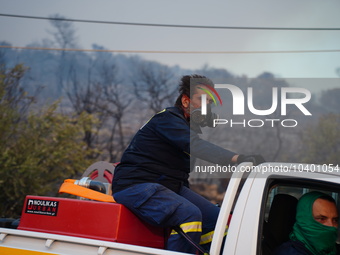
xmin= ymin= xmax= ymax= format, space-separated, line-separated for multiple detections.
xmin=113 ymin=183 xmax=220 ymax=254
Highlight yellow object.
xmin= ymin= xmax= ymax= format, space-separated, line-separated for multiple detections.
xmin=0 ymin=247 xmax=57 ymax=255
xmin=59 ymin=179 xmax=115 ymax=203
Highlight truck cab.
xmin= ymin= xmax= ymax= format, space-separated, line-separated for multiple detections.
xmin=217 ymin=162 xmax=340 ymax=255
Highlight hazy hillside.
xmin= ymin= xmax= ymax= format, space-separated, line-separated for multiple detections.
xmin=1 ymin=40 xmax=340 ymax=190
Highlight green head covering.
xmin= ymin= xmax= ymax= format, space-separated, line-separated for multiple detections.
xmin=290 ymin=191 xmax=338 ymax=255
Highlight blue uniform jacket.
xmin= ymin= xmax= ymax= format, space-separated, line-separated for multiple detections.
xmin=111 ymin=106 xmax=237 ymax=193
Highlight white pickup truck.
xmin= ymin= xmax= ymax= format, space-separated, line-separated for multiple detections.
xmin=1 ymin=162 xmax=339 ymax=255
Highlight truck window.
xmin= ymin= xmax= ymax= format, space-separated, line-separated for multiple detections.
xmin=260 ymin=179 xmax=340 ymax=255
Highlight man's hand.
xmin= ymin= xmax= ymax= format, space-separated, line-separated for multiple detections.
xmin=237 ymin=154 xmax=265 ymax=166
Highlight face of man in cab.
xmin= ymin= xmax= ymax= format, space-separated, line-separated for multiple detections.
xmin=313 ymin=198 xmax=339 ymax=228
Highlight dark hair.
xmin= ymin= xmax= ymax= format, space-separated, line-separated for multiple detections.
xmin=319 ymin=195 xmax=336 ymax=204
xmin=174 ymin=74 xmax=215 ymax=107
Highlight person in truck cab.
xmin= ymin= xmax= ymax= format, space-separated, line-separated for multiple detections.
xmin=111 ymin=74 xmax=265 ymax=254
xmin=273 ymin=191 xmax=339 ymax=255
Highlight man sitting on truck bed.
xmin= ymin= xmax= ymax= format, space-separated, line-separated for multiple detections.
xmin=111 ymin=74 xmax=264 ymax=254
xmin=273 ymin=191 xmax=339 ymax=255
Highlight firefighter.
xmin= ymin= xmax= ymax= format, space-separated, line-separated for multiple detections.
xmin=111 ymin=74 xmax=265 ymax=254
